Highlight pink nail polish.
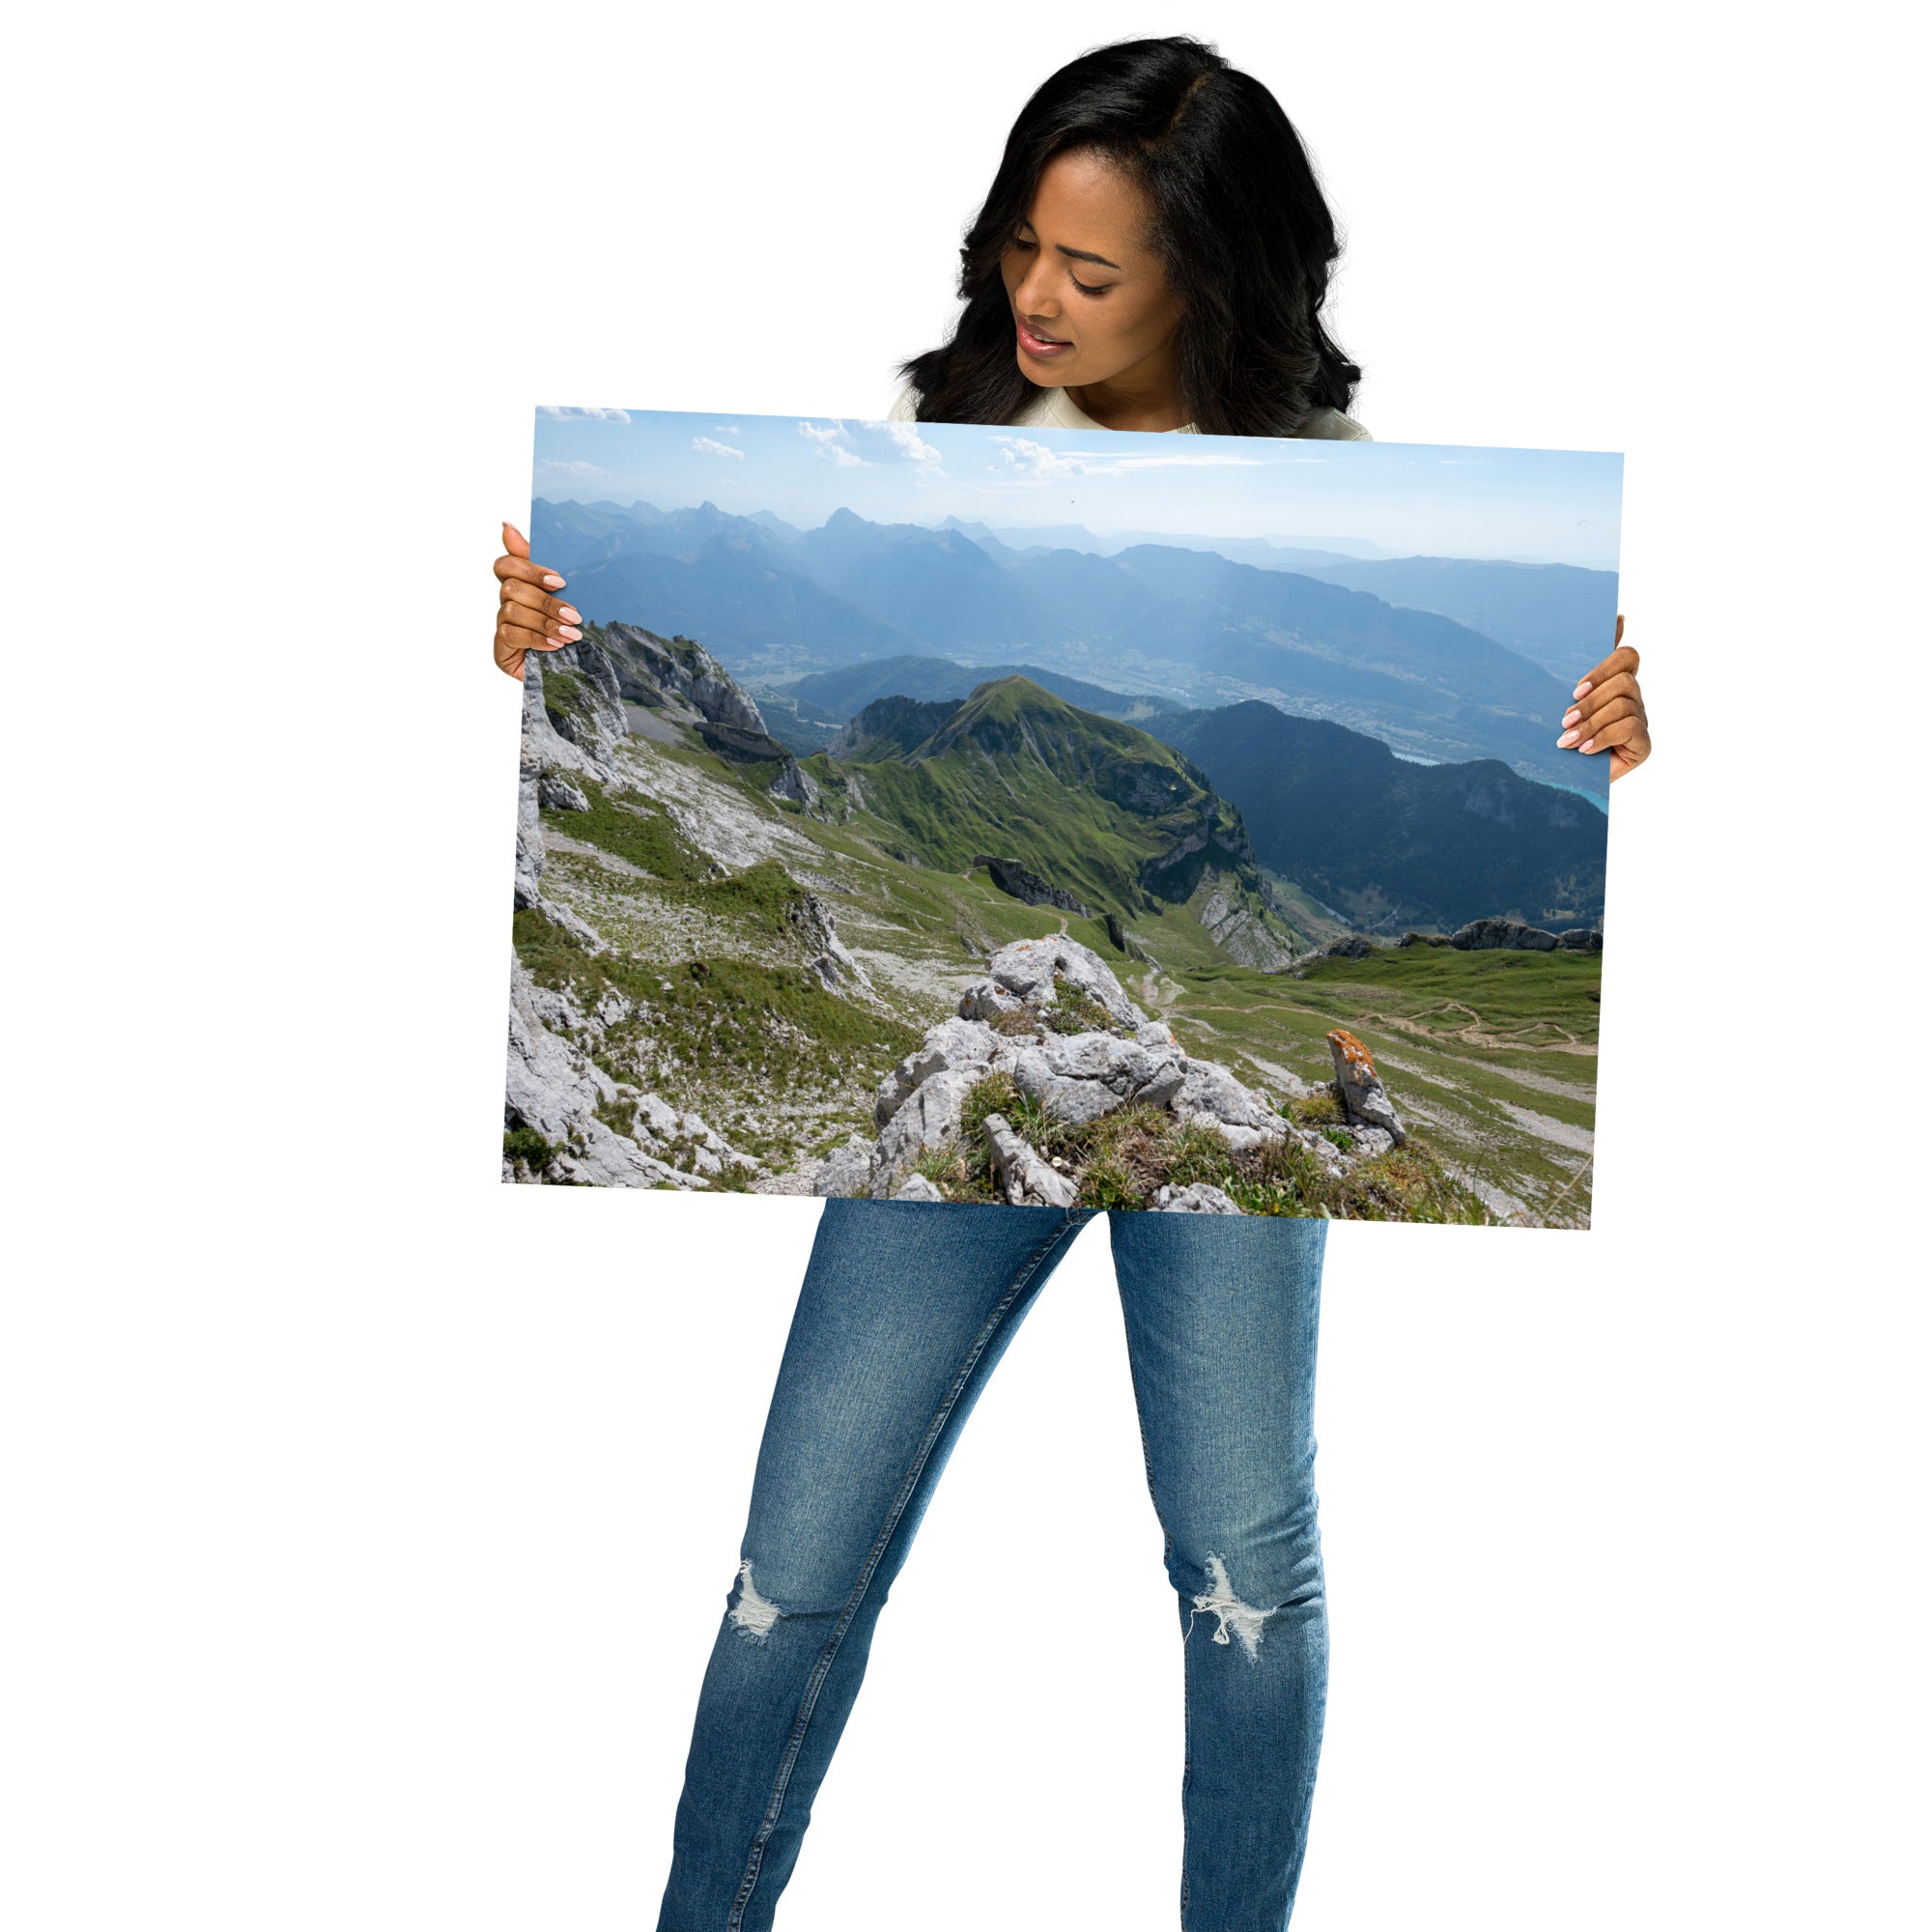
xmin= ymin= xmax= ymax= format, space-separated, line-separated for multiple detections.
xmin=544 ymin=574 xmax=565 ymax=589
xmin=1558 ymin=729 xmax=1579 ymax=748
xmin=559 ymin=605 xmax=581 ymax=623
xmin=556 ymin=625 xmax=582 ymax=641
xmin=1562 ymin=708 xmax=1580 ymax=726
xmin=1573 ymin=681 xmax=1592 ymax=699
xmin=1578 ymin=739 xmax=1595 ymax=753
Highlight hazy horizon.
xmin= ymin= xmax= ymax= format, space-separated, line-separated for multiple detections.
xmin=533 ymin=407 xmax=1624 ymax=571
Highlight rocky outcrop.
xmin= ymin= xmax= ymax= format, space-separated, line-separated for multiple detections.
xmin=962 ymin=933 xmax=1147 ymax=1030
xmin=1172 ymin=1059 xmax=1290 ymax=1153
xmin=516 ymin=656 xmax=611 ymax=932
xmin=504 ymin=959 xmax=757 ymax=1187
xmin=1450 ymin=917 xmax=1559 ymax=952
xmin=1398 ymin=930 xmax=1451 ymax=948
xmin=1200 ymin=877 xmax=1298 ymax=971
xmin=983 ymin=1113 xmax=1081 ymax=1208
xmin=826 ymin=695 xmax=962 ymax=761
xmin=768 ymin=758 xmax=822 ymax=809
xmin=786 ymin=891 xmax=869 ymax=995
xmin=821 ymin=936 xmax=1389 ymax=1209
xmin=601 ymin=622 xmax=773 ymax=739
xmin=1152 ymin=1182 xmax=1242 ymax=1213
xmin=973 ymin=854 xmax=1092 ymax=919
xmin=538 ymin=774 xmax=590 ymax=812
xmin=1556 ymin=927 xmax=1604 ymax=952
xmin=1326 ymin=1029 xmax=1406 ymax=1147
xmin=1319 ymin=934 xmax=1375 ymax=960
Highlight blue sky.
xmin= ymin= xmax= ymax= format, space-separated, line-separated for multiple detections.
xmin=532 ymin=407 xmax=1624 ymax=570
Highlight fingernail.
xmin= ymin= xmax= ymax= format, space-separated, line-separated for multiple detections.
xmin=555 ymin=624 xmax=582 ymax=641
xmin=1562 ymin=707 xmax=1581 ymax=726
xmin=543 ymin=574 xmax=565 ymax=589
xmin=558 ymin=605 xmax=581 ymax=623
xmin=1573 ymin=681 xmax=1592 ymax=699
xmin=1578 ymin=738 xmax=1596 ymax=753
xmin=1557 ymin=729 xmax=1579 ymax=748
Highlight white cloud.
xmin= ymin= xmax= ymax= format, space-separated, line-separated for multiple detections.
xmin=691 ymin=436 xmax=745 ymax=460
xmin=993 ymin=436 xmax=1270 ymax=482
xmin=536 ymin=405 xmax=632 ymax=423
xmin=713 ymin=424 xmax=740 ymax=435
xmin=536 ymin=458 xmax=612 ymax=478
xmin=994 ymin=436 xmax=1088 ymax=479
xmin=798 ymin=419 xmax=865 ymax=468
xmin=880 ymin=420 xmax=941 ymax=464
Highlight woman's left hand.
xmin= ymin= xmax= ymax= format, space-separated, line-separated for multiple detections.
xmin=1558 ymin=614 xmax=1650 ymax=781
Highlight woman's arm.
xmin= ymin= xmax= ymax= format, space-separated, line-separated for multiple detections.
xmin=493 ymin=522 xmax=581 ymax=680
xmin=1560 ymin=614 xmax=1651 ymax=781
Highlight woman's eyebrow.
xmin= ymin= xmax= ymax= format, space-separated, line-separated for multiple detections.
xmin=1056 ymin=243 xmax=1122 ymax=270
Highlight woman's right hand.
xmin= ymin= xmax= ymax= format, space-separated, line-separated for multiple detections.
xmin=493 ymin=521 xmax=582 ymax=680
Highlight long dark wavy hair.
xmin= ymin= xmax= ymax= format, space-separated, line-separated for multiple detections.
xmin=899 ymin=37 xmax=1361 ymax=438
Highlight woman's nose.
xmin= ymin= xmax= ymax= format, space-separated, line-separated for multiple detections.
xmin=1013 ymin=259 xmax=1060 ymax=320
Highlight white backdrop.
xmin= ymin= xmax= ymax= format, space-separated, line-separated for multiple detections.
xmin=5 ymin=4 xmax=1925 ymax=1928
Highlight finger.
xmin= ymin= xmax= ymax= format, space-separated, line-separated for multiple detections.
xmin=497 ymin=608 xmax=562 ymax=650
xmin=501 ymin=522 xmax=530 ymax=560
xmin=1609 ymin=734 xmax=1651 ymax=780
xmin=1571 ymin=641 xmax=1640 ymax=700
xmin=1614 ymin=613 xmax=1625 ymax=647
xmin=494 ymin=552 xmax=567 ymax=591
xmin=1559 ymin=695 xmax=1637 ymax=749
xmin=1578 ymin=713 xmax=1648 ymax=756
xmin=494 ymin=623 xmax=530 ymax=680
xmin=497 ymin=615 xmax=562 ymax=668
xmin=1560 ymin=671 xmax=1639 ymax=728
xmin=500 ymin=578 xmax=582 ymax=636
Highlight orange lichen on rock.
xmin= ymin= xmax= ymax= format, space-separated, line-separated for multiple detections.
xmin=1326 ymin=1029 xmax=1377 ymax=1076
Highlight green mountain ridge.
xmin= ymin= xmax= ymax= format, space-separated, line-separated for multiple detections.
xmin=810 ymin=677 xmax=1299 ymax=958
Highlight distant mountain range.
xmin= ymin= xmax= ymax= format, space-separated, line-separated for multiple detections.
xmin=530 ymin=497 xmax=1603 ymax=791
xmin=1155 ymin=701 xmax=1605 ymax=931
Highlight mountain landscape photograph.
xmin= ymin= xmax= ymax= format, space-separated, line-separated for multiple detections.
xmin=506 ymin=409 xmax=1621 ymax=1227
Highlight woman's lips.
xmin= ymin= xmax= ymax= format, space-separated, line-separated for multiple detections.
xmin=1016 ymin=316 xmax=1072 ymax=358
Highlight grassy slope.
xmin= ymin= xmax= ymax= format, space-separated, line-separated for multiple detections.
xmin=521 ymin=713 xmax=1599 ymax=1222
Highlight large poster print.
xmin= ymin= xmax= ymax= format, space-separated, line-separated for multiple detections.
xmin=505 ymin=409 xmax=1621 ymax=1227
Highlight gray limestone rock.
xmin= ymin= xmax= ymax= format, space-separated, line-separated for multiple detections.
xmin=812 ymin=1136 xmax=874 ymax=1199
xmin=787 ymin=892 xmax=869 ymax=993
xmin=876 ymin=1018 xmax=1009 ymax=1128
xmin=538 ymin=774 xmax=590 ymax=812
xmin=979 ymin=935 xmax=1147 ymax=1030
xmin=982 ymin=1113 xmax=1081 ymax=1209
xmin=1326 ymin=1030 xmax=1406 ymax=1146
xmin=892 ymin=1174 xmax=948 ymax=1204
xmin=1171 ymin=1061 xmax=1287 ymax=1151
xmin=1011 ymin=1029 xmax=1188 ymax=1127
xmin=873 ymin=1067 xmax=980 ymax=1179
xmin=1449 ymin=917 xmax=1559 ymax=952
xmin=1151 ymin=1182 xmax=1243 ymax=1214
xmin=768 ymin=758 xmax=822 ymax=809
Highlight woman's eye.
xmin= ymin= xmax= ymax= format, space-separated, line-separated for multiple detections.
xmin=1071 ymin=275 xmax=1111 ymax=297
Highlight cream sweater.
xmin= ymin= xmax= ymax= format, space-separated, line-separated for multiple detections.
xmin=888 ymin=380 xmax=1370 ymax=440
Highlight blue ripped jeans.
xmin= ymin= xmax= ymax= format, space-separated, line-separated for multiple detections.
xmin=656 ymin=1200 xmax=1328 ymax=1932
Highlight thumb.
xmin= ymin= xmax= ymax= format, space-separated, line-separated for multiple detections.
xmin=501 ymin=520 xmax=530 ymax=559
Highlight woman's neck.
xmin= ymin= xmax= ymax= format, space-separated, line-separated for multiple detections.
xmin=1065 ymin=340 xmax=1188 ymax=432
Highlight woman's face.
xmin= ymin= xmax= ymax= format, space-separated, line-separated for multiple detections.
xmin=999 ymin=148 xmax=1180 ymax=393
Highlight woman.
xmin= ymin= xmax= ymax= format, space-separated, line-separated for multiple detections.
xmin=492 ymin=38 xmax=1651 ymax=1932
